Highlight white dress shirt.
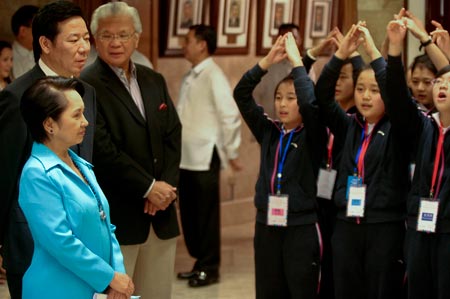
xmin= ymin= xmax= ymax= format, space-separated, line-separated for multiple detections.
xmin=12 ymin=41 xmax=35 ymax=79
xmin=177 ymin=57 xmax=241 ymax=171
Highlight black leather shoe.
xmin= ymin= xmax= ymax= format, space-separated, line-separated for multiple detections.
xmin=188 ymin=271 xmax=219 ymax=287
xmin=177 ymin=270 xmax=198 ymax=279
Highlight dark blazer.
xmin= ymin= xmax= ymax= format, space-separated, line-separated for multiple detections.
xmin=315 ymin=55 xmax=409 ymax=224
xmin=234 ymin=64 xmax=327 ymax=226
xmin=80 ymin=58 xmax=181 ymax=244
xmin=0 ymin=64 xmax=96 ymax=274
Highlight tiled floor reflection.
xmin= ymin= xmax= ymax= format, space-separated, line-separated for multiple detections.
xmin=0 ymin=221 xmax=255 ymax=299
xmin=173 ymin=221 xmax=255 ymax=299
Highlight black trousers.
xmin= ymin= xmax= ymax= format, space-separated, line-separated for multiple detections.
xmin=254 ymin=222 xmax=321 ymax=299
xmin=405 ymin=229 xmax=450 ymax=299
xmin=317 ymin=198 xmax=337 ymax=299
xmin=332 ymin=220 xmax=405 ymax=299
xmin=179 ymin=150 xmax=221 ymax=273
xmin=6 ymin=273 xmax=22 ymax=299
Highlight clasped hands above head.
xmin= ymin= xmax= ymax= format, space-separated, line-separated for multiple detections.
xmin=260 ymin=32 xmax=305 ymax=70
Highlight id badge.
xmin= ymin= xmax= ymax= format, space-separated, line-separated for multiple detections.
xmin=346 ymin=175 xmax=363 ymax=200
xmin=268 ymin=194 xmax=288 ymax=226
xmin=317 ymin=168 xmax=337 ymax=200
xmin=417 ymin=198 xmax=439 ymax=233
xmin=347 ymin=185 xmax=366 ymax=217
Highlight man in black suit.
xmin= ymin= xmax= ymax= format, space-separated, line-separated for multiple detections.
xmin=81 ymin=2 xmax=181 ymax=299
xmin=0 ymin=2 xmax=95 ymax=298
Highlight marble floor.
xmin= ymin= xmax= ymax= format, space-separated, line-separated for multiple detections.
xmin=0 ymin=221 xmax=256 ymax=299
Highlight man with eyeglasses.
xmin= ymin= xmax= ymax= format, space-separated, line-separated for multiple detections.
xmin=0 ymin=1 xmax=95 ymax=298
xmin=81 ymin=2 xmax=181 ymax=299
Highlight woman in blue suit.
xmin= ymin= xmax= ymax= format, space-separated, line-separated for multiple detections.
xmin=18 ymin=77 xmax=134 ymax=299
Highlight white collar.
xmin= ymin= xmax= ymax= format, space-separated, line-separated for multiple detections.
xmin=38 ymin=59 xmax=61 ymax=77
xmin=191 ymin=57 xmax=213 ymax=76
xmin=432 ymin=112 xmax=450 ymax=132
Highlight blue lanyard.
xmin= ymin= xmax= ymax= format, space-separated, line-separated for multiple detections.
xmin=276 ymin=130 xmax=295 ymax=194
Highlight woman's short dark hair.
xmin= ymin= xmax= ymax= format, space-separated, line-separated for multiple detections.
xmin=20 ymin=77 xmax=85 ymax=143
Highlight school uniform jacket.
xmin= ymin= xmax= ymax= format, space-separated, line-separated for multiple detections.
xmin=316 ymin=55 xmax=409 ymax=223
xmin=19 ymin=143 xmax=124 ymax=299
xmin=80 ymin=58 xmax=181 ymax=244
xmin=233 ymin=64 xmax=327 ymax=226
xmin=387 ymin=55 xmax=450 ymax=233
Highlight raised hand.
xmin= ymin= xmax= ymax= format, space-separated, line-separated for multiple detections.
xmin=309 ymin=27 xmax=340 ymax=58
xmin=335 ymin=26 xmax=344 ymax=45
xmin=386 ymin=19 xmax=407 ymax=56
xmin=404 ymin=11 xmax=429 ymax=42
xmin=393 ymin=7 xmax=406 ymax=20
xmin=285 ymin=32 xmax=303 ymax=67
xmin=259 ymin=35 xmax=288 ymax=70
xmin=357 ymin=24 xmax=381 ymax=61
xmin=335 ymin=24 xmax=363 ymax=60
xmin=431 ymin=20 xmax=450 ymax=60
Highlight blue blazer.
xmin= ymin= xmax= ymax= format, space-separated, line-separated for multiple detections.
xmin=19 ymin=143 xmax=125 ymax=299
xmin=0 ymin=64 xmax=96 ymax=275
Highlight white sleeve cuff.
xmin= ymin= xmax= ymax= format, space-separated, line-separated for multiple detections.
xmin=143 ymin=179 xmax=156 ymax=198
xmin=306 ymin=49 xmax=317 ymax=61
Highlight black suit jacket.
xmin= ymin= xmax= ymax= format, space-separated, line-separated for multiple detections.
xmin=0 ymin=65 xmax=96 ymax=274
xmin=80 ymin=58 xmax=181 ymax=244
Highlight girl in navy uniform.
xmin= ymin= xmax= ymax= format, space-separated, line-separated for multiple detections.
xmin=316 ymin=24 xmax=408 ymax=299
xmin=385 ymin=10 xmax=450 ymax=299
xmin=233 ymin=33 xmax=327 ymax=299
xmin=315 ymin=37 xmax=364 ymax=299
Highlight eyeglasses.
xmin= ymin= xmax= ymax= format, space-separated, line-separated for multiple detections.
xmin=97 ymin=32 xmax=136 ymax=42
xmin=432 ymin=78 xmax=450 ymax=87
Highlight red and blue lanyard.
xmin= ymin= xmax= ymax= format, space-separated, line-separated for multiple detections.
xmin=354 ymin=123 xmax=374 ymax=180
xmin=430 ymin=125 xmax=446 ymax=199
xmin=352 ymin=123 xmax=374 ymax=224
xmin=326 ymin=130 xmax=334 ymax=169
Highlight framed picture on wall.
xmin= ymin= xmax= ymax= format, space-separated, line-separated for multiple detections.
xmin=211 ymin=0 xmax=252 ymax=54
xmin=256 ymin=0 xmax=294 ymax=55
xmin=159 ymin=0 xmax=204 ymax=56
xmin=224 ymin=0 xmax=246 ymax=34
xmin=302 ymin=0 xmax=334 ymax=49
xmin=309 ymin=1 xmax=331 ymax=38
